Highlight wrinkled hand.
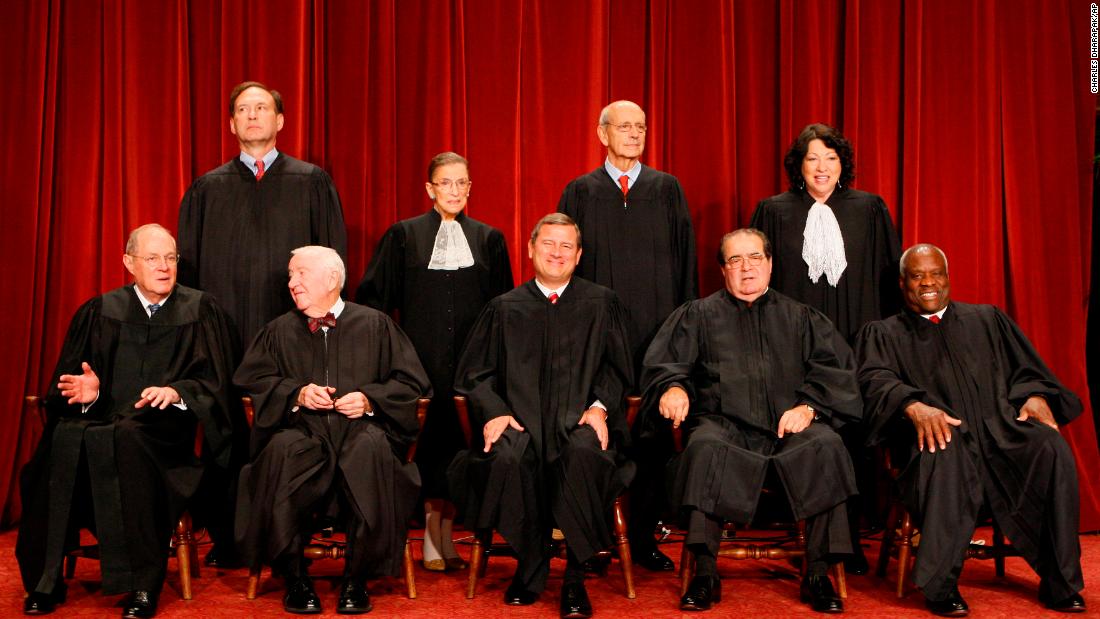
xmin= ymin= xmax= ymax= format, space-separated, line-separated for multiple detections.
xmin=1017 ymin=395 xmax=1058 ymax=431
xmin=777 ymin=405 xmax=814 ymax=438
xmin=298 ymin=384 xmax=336 ymax=410
xmin=58 ymin=362 xmax=100 ymax=405
xmin=135 ymin=386 xmax=180 ymax=409
xmin=659 ymin=386 xmax=690 ymax=429
xmin=482 ymin=415 xmax=524 ymax=453
xmin=905 ymin=401 xmax=962 ymax=453
xmin=578 ymin=406 xmax=609 ymax=450
xmin=334 ymin=391 xmax=372 ymax=419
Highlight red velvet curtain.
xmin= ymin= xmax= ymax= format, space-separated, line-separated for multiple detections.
xmin=2 ymin=0 xmax=1096 ymax=528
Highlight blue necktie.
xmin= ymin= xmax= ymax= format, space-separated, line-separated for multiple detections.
xmin=148 ymin=303 xmax=160 ymax=315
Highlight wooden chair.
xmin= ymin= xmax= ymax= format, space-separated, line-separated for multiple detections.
xmin=24 ymin=395 xmax=201 ymax=600
xmin=245 ymin=396 xmax=430 ymax=600
xmin=671 ymin=424 xmax=847 ymax=600
xmin=875 ymin=449 xmax=1017 ymax=597
xmin=454 ymin=394 xmax=637 ymax=600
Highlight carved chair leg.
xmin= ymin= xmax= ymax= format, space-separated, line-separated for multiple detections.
xmin=403 ymin=539 xmax=417 ymax=599
xmin=174 ymin=515 xmax=194 ymax=600
xmin=796 ymin=520 xmax=808 ymax=579
xmin=611 ymin=498 xmax=635 ymax=599
xmin=246 ymin=568 xmax=261 ymax=600
xmin=834 ymin=562 xmax=847 ymax=599
xmin=466 ymin=533 xmax=485 ymax=599
xmin=896 ymin=510 xmax=914 ymax=598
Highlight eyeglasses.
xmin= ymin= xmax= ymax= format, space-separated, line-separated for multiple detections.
xmin=603 ymin=122 xmax=647 ymax=134
xmin=431 ymin=178 xmax=471 ymax=191
xmin=724 ymin=253 xmax=765 ymax=267
xmin=129 ymin=253 xmax=180 ymax=267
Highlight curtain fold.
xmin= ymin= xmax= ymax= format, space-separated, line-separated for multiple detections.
xmin=2 ymin=0 xmax=1096 ymax=529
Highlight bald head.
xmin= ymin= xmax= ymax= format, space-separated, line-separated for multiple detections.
xmin=899 ymin=243 xmax=951 ymax=314
xmin=899 ymin=243 xmax=949 ymax=277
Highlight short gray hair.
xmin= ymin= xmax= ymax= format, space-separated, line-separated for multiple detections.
xmin=899 ymin=243 xmax=949 ymax=276
xmin=125 ymin=223 xmax=174 ymax=255
xmin=291 ymin=245 xmax=346 ymax=288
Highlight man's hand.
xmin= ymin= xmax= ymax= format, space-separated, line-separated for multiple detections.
xmin=1017 ymin=395 xmax=1058 ymax=431
xmin=58 ymin=362 xmax=100 ymax=405
xmin=777 ymin=404 xmax=814 ymax=438
xmin=905 ymin=401 xmax=962 ymax=453
xmin=334 ymin=391 xmax=372 ymax=419
xmin=578 ymin=406 xmax=609 ymax=450
xmin=298 ymin=384 xmax=336 ymax=410
xmin=659 ymin=386 xmax=690 ymax=429
xmin=135 ymin=386 xmax=180 ymax=409
xmin=482 ymin=415 xmax=525 ymax=453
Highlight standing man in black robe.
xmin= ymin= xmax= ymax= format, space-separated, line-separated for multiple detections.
xmin=18 ymin=224 xmax=238 ymax=618
xmin=855 ymin=244 xmax=1086 ymax=615
xmin=558 ymin=99 xmax=696 ymax=571
xmin=449 ymin=213 xmax=634 ymax=619
xmin=178 ymin=80 xmax=346 ymax=567
xmin=234 ymin=246 xmax=431 ymax=615
xmin=643 ymin=228 xmax=860 ymax=613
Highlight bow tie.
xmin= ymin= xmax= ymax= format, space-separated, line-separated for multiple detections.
xmin=308 ymin=312 xmax=337 ymax=333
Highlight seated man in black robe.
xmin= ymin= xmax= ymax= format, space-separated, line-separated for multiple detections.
xmin=855 ymin=243 xmax=1086 ymax=616
xmin=17 ymin=224 xmax=238 ymax=618
xmin=449 ymin=213 xmax=634 ymax=619
xmin=234 ymin=246 xmax=431 ymax=615
xmin=643 ymin=228 xmax=861 ymax=613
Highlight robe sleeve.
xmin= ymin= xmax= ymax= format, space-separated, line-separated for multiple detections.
xmin=358 ymin=316 xmax=433 ymax=446
xmin=454 ymin=301 xmax=512 ymax=431
xmin=487 ymin=229 xmax=514 ymax=297
xmin=557 ymin=180 xmax=581 ymax=221
xmin=993 ymin=308 xmax=1083 ymax=425
xmin=309 ymin=167 xmax=348 ymax=266
xmin=796 ymin=309 xmax=862 ymax=427
xmin=167 ymin=297 xmax=242 ymax=468
xmin=854 ymin=320 xmax=929 ymax=445
xmin=355 ymin=224 xmax=406 ymax=313
xmin=177 ymin=181 xmax=204 ymax=288
xmin=748 ymin=198 xmax=773 ymax=242
xmin=45 ymin=298 xmax=109 ymax=419
xmin=234 ymin=326 xmax=310 ymax=457
xmin=639 ymin=302 xmax=701 ymax=433
xmin=668 ymin=180 xmax=698 ymax=304
xmin=589 ymin=294 xmax=635 ymax=446
xmin=870 ymin=196 xmax=903 ymax=319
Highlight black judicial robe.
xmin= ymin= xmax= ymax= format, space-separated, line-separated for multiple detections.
xmin=558 ymin=165 xmax=697 ymax=364
xmin=17 ymin=285 xmax=237 ymax=596
xmin=642 ymin=289 xmax=862 ymax=524
xmin=448 ymin=278 xmax=634 ymax=585
xmin=233 ymin=302 xmax=431 ymax=577
xmin=751 ymin=188 xmax=900 ymax=343
xmin=355 ymin=209 xmax=513 ymax=497
xmin=856 ymin=302 xmax=1083 ymax=598
xmin=178 ymin=153 xmax=347 ymax=346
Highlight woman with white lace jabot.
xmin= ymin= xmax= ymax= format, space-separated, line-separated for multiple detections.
xmin=749 ymin=123 xmax=901 ymax=344
xmin=749 ymin=123 xmax=901 ymax=577
xmin=355 ymin=152 xmax=514 ymax=573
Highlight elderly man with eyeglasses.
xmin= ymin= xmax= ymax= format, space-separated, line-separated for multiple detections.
xmin=641 ymin=228 xmax=861 ymax=613
xmin=18 ymin=224 xmax=238 ymax=618
xmin=558 ymin=99 xmax=697 ymax=574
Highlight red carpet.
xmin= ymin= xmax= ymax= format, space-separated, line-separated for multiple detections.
xmin=1 ymin=527 xmax=1095 ymax=617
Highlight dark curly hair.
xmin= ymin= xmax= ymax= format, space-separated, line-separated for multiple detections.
xmin=782 ymin=123 xmax=855 ymax=191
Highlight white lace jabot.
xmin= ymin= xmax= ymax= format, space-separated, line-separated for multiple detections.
xmin=801 ymin=201 xmax=847 ymax=286
xmin=428 ymin=219 xmax=475 ymax=270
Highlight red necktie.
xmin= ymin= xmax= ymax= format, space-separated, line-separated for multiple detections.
xmin=928 ymin=315 xmax=940 ymax=324
xmin=619 ymin=174 xmax=629 ymax=197
xmin=308 ymin=312 xmax=337 ymax=332
xmin=548 ymin=292 xmax=559 ymax=304
xmin=255 ymin=159 xmax=265 ymax=181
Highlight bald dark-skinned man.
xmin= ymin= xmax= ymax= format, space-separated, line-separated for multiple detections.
xmin=855 ymin=244 xmax=1086 ymax=616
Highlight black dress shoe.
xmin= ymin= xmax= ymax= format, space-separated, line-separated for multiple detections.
xmin=335 ymin=579 xmax=372 ymax=614
xmin=800 ymin=573 xmax=843 ymax=613
xmin=1042 ymin=592 xmax=1087 ymax=613
xmin=203 ymin=545 xmax=242 ymax=569
xmin=284 ymin=576 xmax=322 ymax=614
xmin=634 ymin=548 xmax=675 ymax=571
xmin=560 ymin=581 xmax=592 ymax=619
xmin=924 ymin=588 xmax=969 ymax=617
xmin=121 ymin=590 xmax=158 ymax=619
xmin=503 ymin=582 xmax=539 ymax=605
xmin=24 ymin=583 xmax=66 ymax=615
xmin=680 ymin=575 xmax=721 ymax=611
